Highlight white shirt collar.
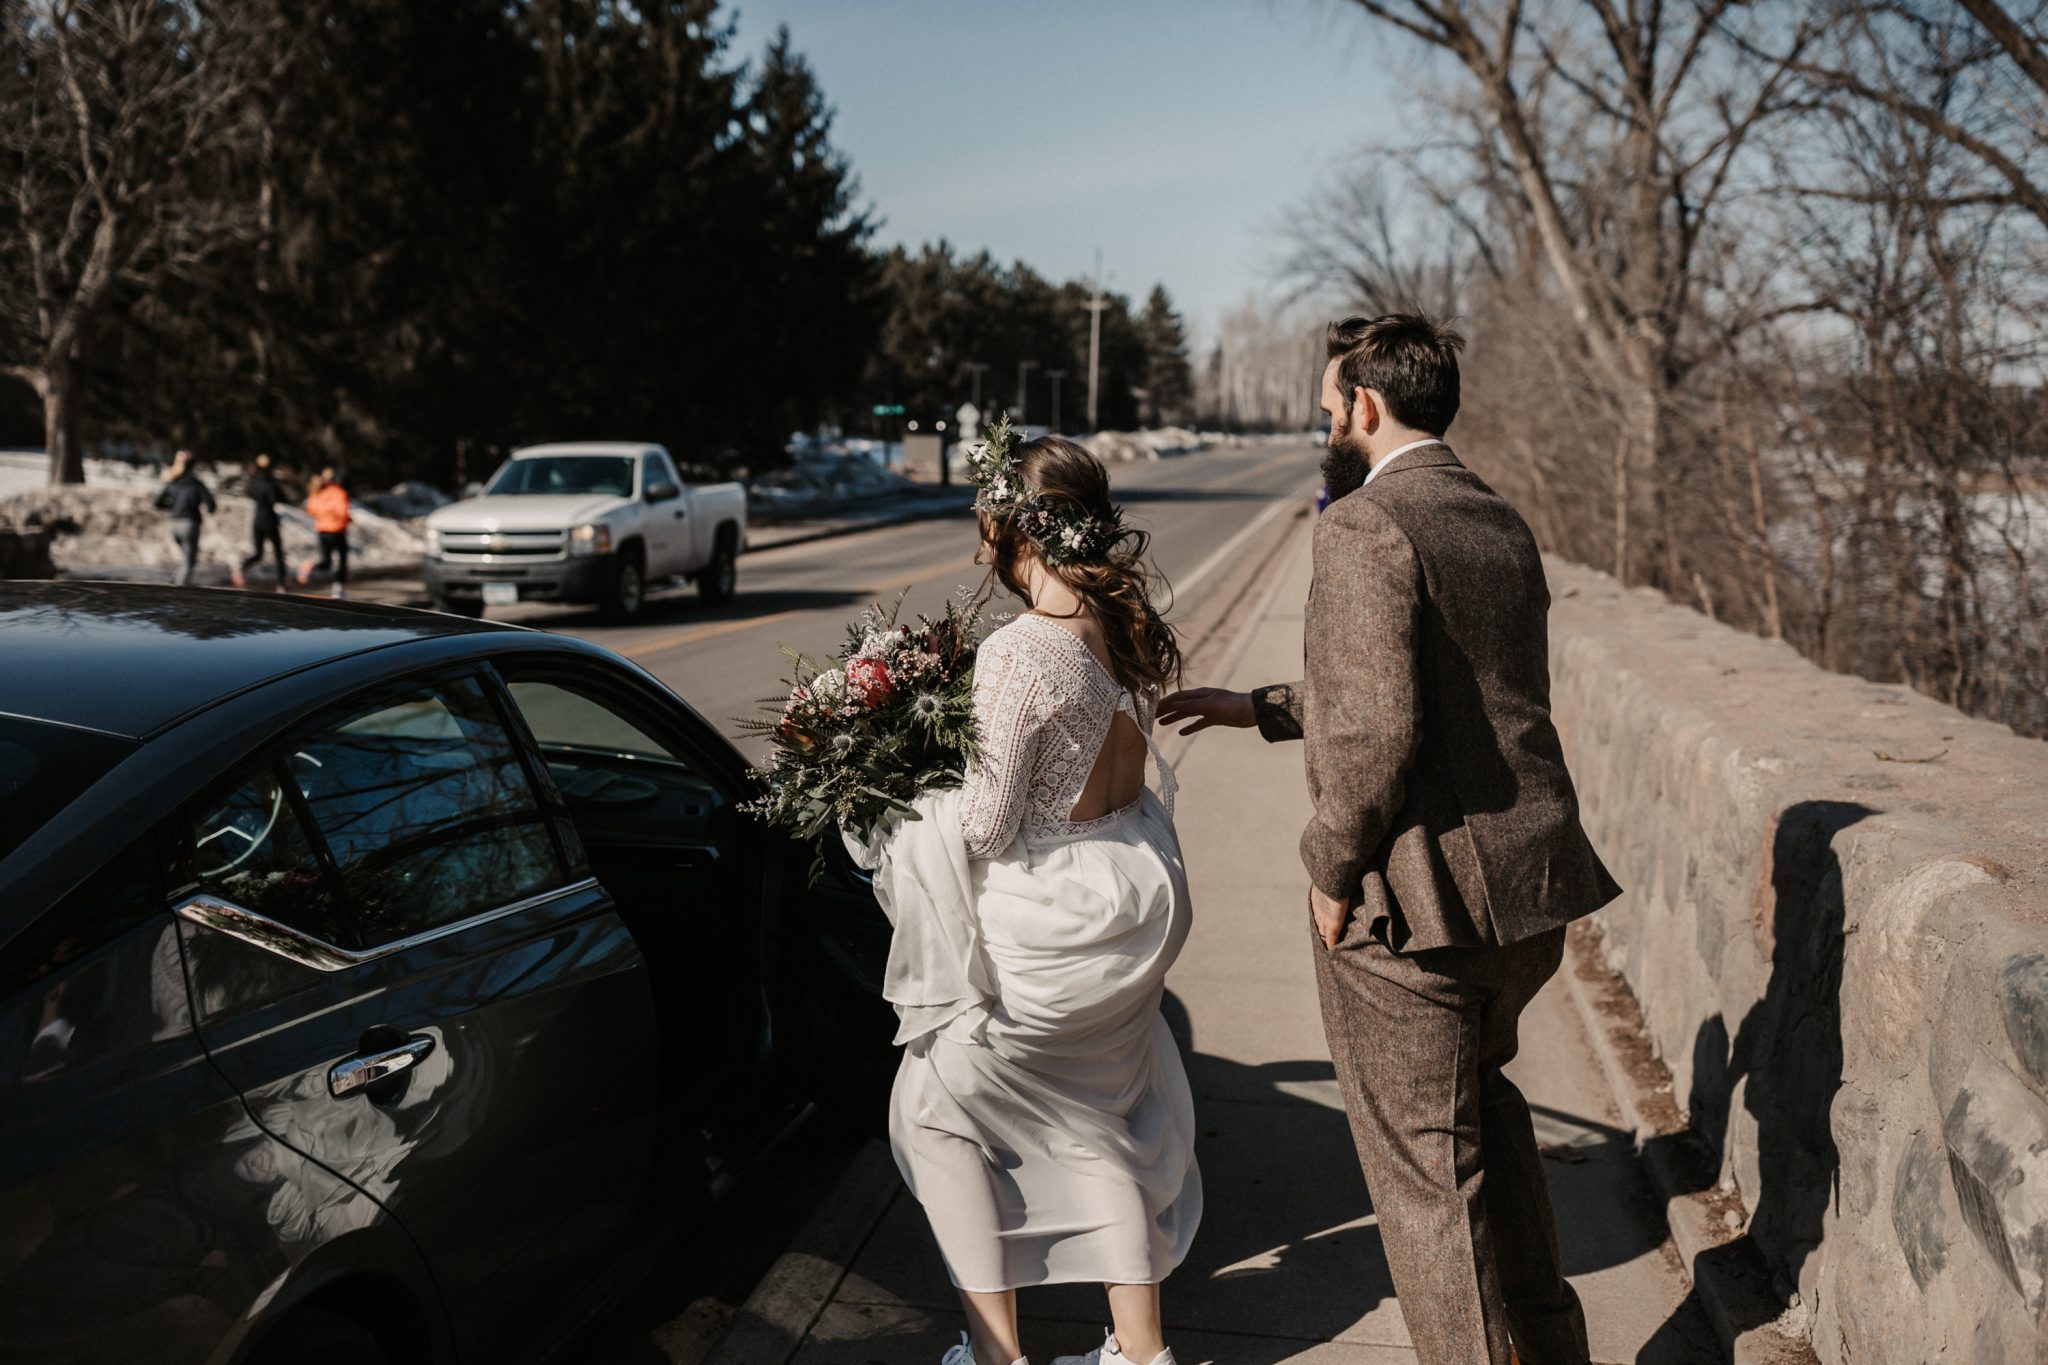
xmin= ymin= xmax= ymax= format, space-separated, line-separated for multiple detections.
xmin=1364 ymin=438 xmax=1446 ymax=485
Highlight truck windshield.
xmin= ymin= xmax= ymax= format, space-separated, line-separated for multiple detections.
xmin=0 ymin=715 xmax=138 ymax=862
xmin=487 ymin=456 xmax=635 ymax=498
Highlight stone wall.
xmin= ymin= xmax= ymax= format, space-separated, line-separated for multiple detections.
xmin=1545 ymin=558 xmax=2048 ymax=1364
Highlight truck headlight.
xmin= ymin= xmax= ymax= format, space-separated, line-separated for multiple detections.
xmin=568 ymin=523 xmax=612 ymax=558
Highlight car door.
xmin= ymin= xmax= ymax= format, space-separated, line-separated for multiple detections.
xmin=640 ymin=452 xmax=688 ymax=577
xmin=169 ymin=669 xmax=659 ymax=1363
xmin=0 ymin=838 xmax=441 ymax=1365
xmin=491 ymin=661 xmax=799 ymax=1179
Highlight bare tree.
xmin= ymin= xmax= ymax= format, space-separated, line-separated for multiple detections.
xmin=1330 ymin=0 xmax=1820 ymax=584
xmin=0 ymin=0 xmax=274 ymax=484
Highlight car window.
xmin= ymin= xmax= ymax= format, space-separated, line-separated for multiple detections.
xmin=291 ymin=676 xmax=563 ymax=947
xmin=0 ymin=837 xmax=162 ymax=999
xmin=640 ymin=453 xmax=670 ymax=495
xmin=0 ymin=715 xmax=137 ymax=863
xmin=187 ymin=765 xmax=352 ymax=946
xmin=486 ymin=456 xmax=634 ymax=498
xmin=504 ymin=679 xmax=728 ymax=847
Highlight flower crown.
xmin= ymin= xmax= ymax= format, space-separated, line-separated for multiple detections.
xmin=965 ymin=413 xmax=1122 ymax=566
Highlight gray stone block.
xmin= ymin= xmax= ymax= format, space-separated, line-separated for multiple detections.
xmin=2000 ymin=952 xmax=2048 ymax=1092
xmin=1942 ymin=1055 xmax=2048 ymax=1313
xmin=1891 ymin=1128 xmax=1949 ymax=1289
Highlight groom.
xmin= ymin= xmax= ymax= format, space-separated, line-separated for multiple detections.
xmin=1159 ymin=314 xmax=1619 ymax=1365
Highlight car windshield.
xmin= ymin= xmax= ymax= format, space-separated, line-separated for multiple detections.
xmin=487 ymin=456 xmax=635 ymax=498
xmin=0 ymin=715 xmax=138 ymax=863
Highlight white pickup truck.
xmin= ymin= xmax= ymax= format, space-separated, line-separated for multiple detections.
xmin=422 ymin=442 xmax=747 ymax=620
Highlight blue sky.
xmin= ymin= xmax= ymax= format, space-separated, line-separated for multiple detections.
xmin=727 ymin=0 xmax=1416 ymax=346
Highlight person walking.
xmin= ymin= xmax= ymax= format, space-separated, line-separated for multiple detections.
xmin=296 ymin=467 xmax=352 ymax=599
xmin=1160 ymin=314 xmax=1620 ymax=1365
xmin=867 ymin=432 xmax=1199 ymax=1365
xmin=154 ymin=451 xmax=217 ymax=587
xmin=231 ymin=453 xmax=289 ymax=590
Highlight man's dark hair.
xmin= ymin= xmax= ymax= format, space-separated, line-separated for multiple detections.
xmin=1325 ymin=313 xmax=1465 ymax=435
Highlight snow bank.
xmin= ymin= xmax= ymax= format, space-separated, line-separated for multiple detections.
xmin=0 ymin=481 xmax=424 ymax=581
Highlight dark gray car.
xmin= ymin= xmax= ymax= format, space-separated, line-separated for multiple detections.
xmin=0 ymin=583 xmax=892 ymax=1365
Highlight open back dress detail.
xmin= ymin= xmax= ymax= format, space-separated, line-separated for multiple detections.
xmin=888 ymin=613 xmax=1201 ymax=1293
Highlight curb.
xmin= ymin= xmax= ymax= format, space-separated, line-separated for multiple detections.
xmin=1560 ymin=925 xmax=1819 ymax=1365
xmin=699 ymin=1138 xmax=902 ymax=1365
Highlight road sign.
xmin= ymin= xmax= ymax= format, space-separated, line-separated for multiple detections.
xmin=872 ymin=403 xmax=905 ymax=417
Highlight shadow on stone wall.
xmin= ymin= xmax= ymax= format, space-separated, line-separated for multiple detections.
xmin=1651 ymin=800 xmax=1873 ymax=1347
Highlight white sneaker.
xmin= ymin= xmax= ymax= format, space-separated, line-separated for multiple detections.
xmin=1052 ymin=1331 xmax=1174 ymax=1365
xmin=941 ymin=1332 xmax=1029 ymax=1365
xmin=329 ymin=582 xmax=347 ymax=600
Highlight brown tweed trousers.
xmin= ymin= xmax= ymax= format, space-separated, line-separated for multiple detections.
xmin=1255 ymin=443 xmax=1620 ymax=1365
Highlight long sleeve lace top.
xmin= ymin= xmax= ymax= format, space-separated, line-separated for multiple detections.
xmin=958 ymin=614 xmax=1178 ymax=858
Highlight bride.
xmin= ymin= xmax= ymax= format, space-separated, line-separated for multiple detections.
xmin=887 ymin=432 xmax=1200 ymax=1365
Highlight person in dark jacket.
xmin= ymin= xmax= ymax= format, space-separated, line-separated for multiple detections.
xmin=154 ymin=450 xmax=217 ymax=586
xmin=230 ymin=453 xmax=288 ymax=590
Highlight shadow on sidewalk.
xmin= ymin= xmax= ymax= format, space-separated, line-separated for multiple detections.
xmin=1158 ymin=992 xmax=1681 ymax=1353
xmin=821 ymin=982 xmax=1705 ymax=1362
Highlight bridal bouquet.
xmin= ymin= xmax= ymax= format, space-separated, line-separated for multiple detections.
xmin=740 ymin=593 xmax=984 ymax=855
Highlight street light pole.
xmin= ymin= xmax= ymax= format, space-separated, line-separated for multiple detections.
xmin=1084 ymin=248 xmax=1108 ymax=431
xmin=1017 ymin=359 xmax=1039 ymax=425
xmin=1046 ymin=370 xmax=1067 ymax=432
xmin=966 ymin=362 xmax=989 ymax=410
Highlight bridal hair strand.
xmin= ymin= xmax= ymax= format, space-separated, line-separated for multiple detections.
xmin=979 ymin=437 xmax=1183 ymax=694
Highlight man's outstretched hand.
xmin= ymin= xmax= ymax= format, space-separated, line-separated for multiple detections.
xmin=1156 ymin=687 xmax=1256 ymax=736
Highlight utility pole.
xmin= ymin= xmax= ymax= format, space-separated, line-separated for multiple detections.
xmin=966 ymin=362 xmax=989 ymax=410
xmin=1084 ymin=248 xmax=1109 ymax=431
xmin=1045 ymin=370 xmax=1067 ymax=432
xmin=1017 ymin=359 xmax=1039 ymax=425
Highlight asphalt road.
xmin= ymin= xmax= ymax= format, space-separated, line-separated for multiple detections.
xmin=485 ymin=440 xmax=1322 ymax=760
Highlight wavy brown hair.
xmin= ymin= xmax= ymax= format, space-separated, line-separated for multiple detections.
xmin=978 ymin=436 xmax=1182 ymax=693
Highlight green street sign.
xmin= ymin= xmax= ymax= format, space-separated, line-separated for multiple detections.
xmin=871 ymin=404 xmax=906 ymax=416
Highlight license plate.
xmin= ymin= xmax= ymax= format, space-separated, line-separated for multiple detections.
xmin=482 ymin=582 xmax=519 ymax=606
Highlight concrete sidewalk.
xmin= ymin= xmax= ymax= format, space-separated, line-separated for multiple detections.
xmin=787 ymin=523 xmax=1719 ymax=1365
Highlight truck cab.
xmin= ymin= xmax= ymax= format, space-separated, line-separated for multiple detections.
xmin=423 ymin=443 xmax=747 ymax=620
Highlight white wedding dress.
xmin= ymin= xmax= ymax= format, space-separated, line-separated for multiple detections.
xmin=849 ymin=613 xmax=1201 ymax=1293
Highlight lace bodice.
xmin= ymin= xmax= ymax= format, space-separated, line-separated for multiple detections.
xmin=959 ymin=614 xmax=1178 ymax=858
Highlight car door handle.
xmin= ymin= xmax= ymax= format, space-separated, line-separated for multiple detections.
xmin=329 ymin=1035 xmax=435 ymax=1098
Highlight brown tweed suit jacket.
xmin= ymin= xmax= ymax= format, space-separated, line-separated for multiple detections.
xmin=1255 ymin=443 xmax=1620 ymax=951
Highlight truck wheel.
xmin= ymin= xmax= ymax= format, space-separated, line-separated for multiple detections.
xmin=602 ymin=550 xmax=646 ymax=622
xmin=432 ymin=595 xmax=485 ymax=619
xmin=699 ymin=540 xmax=738 ymax=605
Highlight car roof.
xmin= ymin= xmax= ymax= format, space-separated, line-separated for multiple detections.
xmin=0 ymin=581 xmax=522 ymax=739
xmin=511 ymin=442 xmax=664 ymax=459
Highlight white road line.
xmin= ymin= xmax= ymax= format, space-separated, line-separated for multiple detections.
xmin=1169 ymin=484 xmax=1312 ymax=602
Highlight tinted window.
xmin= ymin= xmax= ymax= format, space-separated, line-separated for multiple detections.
xmin=0 ymin=716 xmax=136 ymax=863
xmin=505 ymin=680 xmax=727 ymax=847
xmin=187 ymin=765 xmax=351 ymax=946
xmin=292 ymin=676 xmax=561 ymax=946
xmin=0 ymin=838 xmax=161 ymax=998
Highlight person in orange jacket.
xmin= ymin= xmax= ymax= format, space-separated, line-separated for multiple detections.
xmin=296 ymin=467 xmax=352 ymax=599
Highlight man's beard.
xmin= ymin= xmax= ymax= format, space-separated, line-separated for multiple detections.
xmin=1321 ymin=425 xmax=1370 ymax=501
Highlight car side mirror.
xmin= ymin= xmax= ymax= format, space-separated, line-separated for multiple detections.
xmin=646 ymin=481 xmax=680 ymax=504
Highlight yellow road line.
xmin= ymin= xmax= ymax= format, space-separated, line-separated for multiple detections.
xmin=620 ymin=558 xmax=978 ymax=661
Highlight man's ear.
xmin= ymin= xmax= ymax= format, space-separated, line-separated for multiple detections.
xmin=1351 ymin=386 xmax=1379 ymax=436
